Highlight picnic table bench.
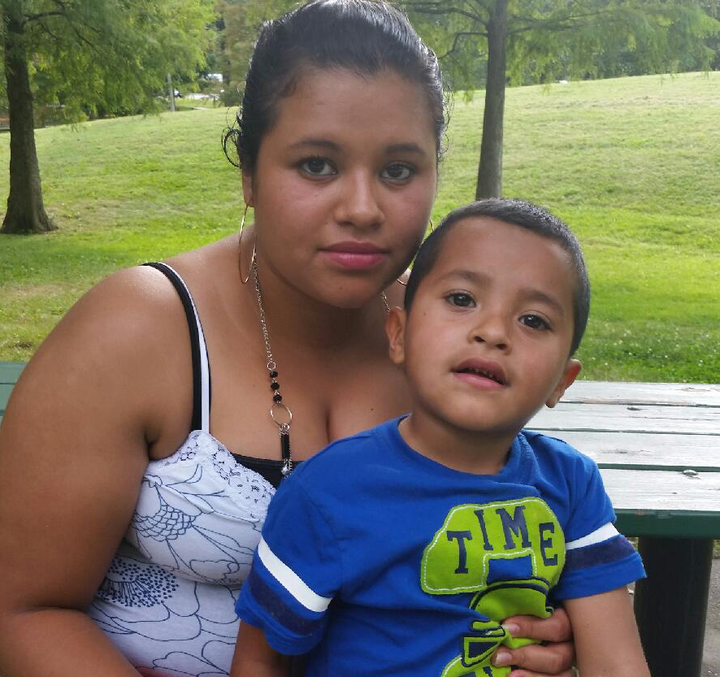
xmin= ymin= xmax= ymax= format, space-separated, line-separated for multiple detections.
xmin=528 ymin=379 xmax=720 ymax=677
xmin=2 ymin=361 xmax=719 ymax=676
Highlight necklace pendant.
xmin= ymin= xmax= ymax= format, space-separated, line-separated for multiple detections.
xmin=280 ymin=428 xmax=292 ymax=477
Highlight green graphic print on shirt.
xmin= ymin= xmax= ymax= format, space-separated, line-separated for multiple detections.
xmin=421 ymin=498 xmax=566 ymax=677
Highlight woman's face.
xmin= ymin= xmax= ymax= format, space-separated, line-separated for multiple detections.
xmin=244 ymin=67 xmax=438 ymax=309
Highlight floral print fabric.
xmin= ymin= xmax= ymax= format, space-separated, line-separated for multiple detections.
xmin=88 ymin=430 xmax=275 ymax=676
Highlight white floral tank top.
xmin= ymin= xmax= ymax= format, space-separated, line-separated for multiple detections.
xmin=86 ymin=263 xmax=280 ymax=676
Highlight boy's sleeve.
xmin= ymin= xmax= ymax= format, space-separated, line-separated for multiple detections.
xmin=235 ymin=474 xmax=343 ymax=655
xmin=554 ymin=455 xmax=645 ymax=600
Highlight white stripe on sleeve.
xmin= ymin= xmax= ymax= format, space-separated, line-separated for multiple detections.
xmin=256 ymin=538 xmax=332 ymax=612
xmin=566 ymin=523 xmax=619 ymax=551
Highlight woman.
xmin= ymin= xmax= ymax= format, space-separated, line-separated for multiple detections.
xmin=0 ymin=2 xmax=574 ymax=676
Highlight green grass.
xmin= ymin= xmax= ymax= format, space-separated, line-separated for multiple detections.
xmin=1 ymin=72 xmax=719 ymax=382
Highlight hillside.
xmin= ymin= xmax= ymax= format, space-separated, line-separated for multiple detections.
xmin=0 ymin=71 xmax=718 ymax=382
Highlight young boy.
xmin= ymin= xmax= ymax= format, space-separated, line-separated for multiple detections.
xmin=232 ymin=199 xmax=649 ymax=677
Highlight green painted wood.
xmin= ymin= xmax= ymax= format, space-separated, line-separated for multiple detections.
xmin=1 ymin=383 xmax=14 ymax=411
xmin=0 ymin=361 xmax=24 ymax=384
xmin=615 ymin=512 xmax=720 ymax=539
xmin=634 ymin=537 xmax=714 ymax=677
xmin=0 ymin=363 xmax=24 ymax=424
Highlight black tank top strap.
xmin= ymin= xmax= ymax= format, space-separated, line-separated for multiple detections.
xmin=143 ymin=262 xmax=211 ymax=433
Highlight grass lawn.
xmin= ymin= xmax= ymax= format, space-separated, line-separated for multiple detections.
xmin=0 ymin=71 xmax=718 ymax=383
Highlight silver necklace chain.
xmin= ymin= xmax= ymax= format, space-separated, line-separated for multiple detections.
xmin=251 ymin=258 xmax=391 ymax=477
xmin=252 ymin=260 xmax=294 ymax=476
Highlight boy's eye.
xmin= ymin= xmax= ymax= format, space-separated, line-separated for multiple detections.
xmin=300 ymin=157 xmax=336 ymax=177
xmin=381 ymin=163 xmax=413 ymax=181
xmin=446 ymin=292 xmax=476 ymax=308
xmin=519 ymin=314 xmax=550 ymax=331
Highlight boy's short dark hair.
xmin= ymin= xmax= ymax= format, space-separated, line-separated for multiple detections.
xmin=404 ymin=199 xmax=590 ymax=356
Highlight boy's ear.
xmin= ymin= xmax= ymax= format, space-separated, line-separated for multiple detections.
xmin=242 ymin=170 xmax=254 ymax=207
xmin=385 ymin=307 xmax=407 ymax=366
xmin=546 ymin=359 xmax=581 ymax=408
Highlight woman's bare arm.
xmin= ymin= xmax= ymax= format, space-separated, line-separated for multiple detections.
xmin=0 ymin=268 xmax=192 ymax=676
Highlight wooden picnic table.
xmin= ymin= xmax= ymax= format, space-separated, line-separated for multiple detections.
xmin=528 ymin=379 xmax=720 ymax=677
xmin=2 ymin=362 xmax=719 ymax=675
xmin=0 ymin=361 xmax=23 ymax=423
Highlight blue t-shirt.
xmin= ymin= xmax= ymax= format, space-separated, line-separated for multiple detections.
xmin=236 ymin=417 xmax=645 ymax=677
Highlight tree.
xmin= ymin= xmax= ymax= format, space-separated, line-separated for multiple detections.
xmin=0 ymin=0 xmax=215 ymax=234
xmin=403 ymin=0 xmax=720 ymax=198
xmin=214 ymin=0 xmax=299 ymax=107
xmin=214 ymin=0 xmax=256 ymax=106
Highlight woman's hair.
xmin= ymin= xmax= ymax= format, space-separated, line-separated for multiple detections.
xmin=404 ymin=199 xmax=591 ymax=357
xmin=223 ymin=0 xmax=445 ymax=172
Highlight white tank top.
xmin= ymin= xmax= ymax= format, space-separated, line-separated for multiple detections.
xmin=87 ymin=263 xmax=280 ymax=676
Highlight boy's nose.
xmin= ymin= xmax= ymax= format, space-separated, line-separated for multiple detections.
xmin=470 ymin=314 xmax=510 ymax=351
xmin=334 ymin=171 xmax=384 ymax=230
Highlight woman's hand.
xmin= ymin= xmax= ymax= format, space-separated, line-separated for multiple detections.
xmin=492 ymin=608 xmax=575 ymax=677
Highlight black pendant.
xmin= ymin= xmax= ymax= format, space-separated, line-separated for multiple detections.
xmin=280 ymin=431 xmax=292 ymax=476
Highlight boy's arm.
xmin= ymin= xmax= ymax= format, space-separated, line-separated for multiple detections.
xmin=231 ymin=621 xmax=292 ymax=677
xmin=563 ymin=586 xmax=649 ymax=677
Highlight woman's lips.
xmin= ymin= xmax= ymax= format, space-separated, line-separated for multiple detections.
xmin=320 ymin=242 xmax=388 ymax=269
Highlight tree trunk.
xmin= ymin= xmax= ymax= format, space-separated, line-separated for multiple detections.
xmin=1 ymin=8 xmax=56 ymax=234
xmin=475 ymin=0 xmax=507 ymax=199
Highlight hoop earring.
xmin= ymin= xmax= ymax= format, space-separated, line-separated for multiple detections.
xmin=396 ymin=218 xmax=434 ymax=286
xmin=238 ymin=204 xmax=256 ymax=285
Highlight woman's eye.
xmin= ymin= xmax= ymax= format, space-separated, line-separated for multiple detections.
xmin=382 ymin=164 xmax=413 ymax=181
xmin=519 ymin=314 xmax=550 ymax=331
xmin=300 ymin=157 xmax=336 ymax=177
xmin=446 ymin=292 xmax=476 ymax=308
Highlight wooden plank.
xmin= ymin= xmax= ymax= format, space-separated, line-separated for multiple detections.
xmin=601 ymin=468 xmax=720 ymax=538
xmin=529 ymin=402 xmax=720 ymax=435
xmin=0 ymin=363 xmax=24 ymax=424
xmin=537 ymin=401 xmax=719 ymax=424
xmin=1 ymin=383 xmax=14 ymax=412
xmin=560 ymin=380 xmax=720 ymax=408
xmin=532 ymin=400 xmax=719 ymax=432
xmin=0 ymin=361 xmax=25 ymax=384
xmin=526 ymin=431 xmax=720 ymax=472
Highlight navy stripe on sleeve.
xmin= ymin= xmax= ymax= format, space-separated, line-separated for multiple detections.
xmin=565 ymin=535 xmax=637 ymax=571
xmin=247 ymin=566 xmax=325 ymax=637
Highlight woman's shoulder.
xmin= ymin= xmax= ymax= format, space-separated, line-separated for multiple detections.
xmin=53 ymin=262 xmax=195 ymax=352
xmin=162 ymin=234 xmax=238 ymax=296
xmin=19 ymin=266 xmax=186 ymax=398
xmin=11 ymin=245 xmax=232 ymax=445
xmin=53 ymin=235 xmax=237 ymax=350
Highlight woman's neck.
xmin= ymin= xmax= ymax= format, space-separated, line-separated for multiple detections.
xmin=245 ymin=255 xmax=390 ymax=355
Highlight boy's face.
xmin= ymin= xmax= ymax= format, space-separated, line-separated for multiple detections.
xmin=387 ymin=216 xmax=582 ymax=440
